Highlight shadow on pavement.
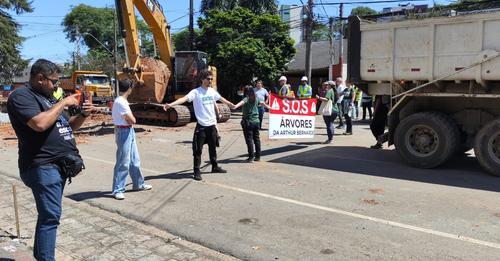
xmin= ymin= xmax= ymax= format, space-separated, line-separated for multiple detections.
xmin=67 ymin=191 xmax=114 ymax=201
xmin=270 ymin=146 xmax=500 ymax=192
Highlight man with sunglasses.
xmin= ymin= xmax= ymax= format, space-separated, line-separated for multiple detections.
xmin=164 ymin=69 xmax=235 ymax=181
xmin=7 ymin=59 xmax=95 ymax=261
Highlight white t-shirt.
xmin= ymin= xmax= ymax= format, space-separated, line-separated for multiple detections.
xmin=336 ymin=85 xmax=346 ymax=104
xmin=187 ymin=87 xmax=221 ymax=126
xmin=112 ymin=96 xmax=132 ymax=126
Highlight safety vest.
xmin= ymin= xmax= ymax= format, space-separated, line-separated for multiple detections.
xmin=53 ymin=87 xmax=64 ymax=101
xmin=279 ymin=84 xmax=291 ymax=97
xmin=297 ymin=84 xmax=312 ymax=98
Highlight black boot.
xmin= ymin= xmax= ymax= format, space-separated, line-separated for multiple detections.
xmin=193 ymin=170 xmax=202 ymax=181
xmin=212 ymin=166 xmax=227 ymax=173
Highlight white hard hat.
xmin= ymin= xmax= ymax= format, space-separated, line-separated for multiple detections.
xmin=301 ymin=76 xmax=308 ymax=82
xmin=279 ymin=76 xmax=287 ymax=82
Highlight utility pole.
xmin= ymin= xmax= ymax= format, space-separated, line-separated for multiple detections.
xmin=328 ymin=17 xmax=334 ymax=65
xmin=189 ymin=0 xmax=195 ymax=51
xmin=338 ymin=3 xmax=344 ymax=67
xmin=305 ymin=0 xmax=314 ymax=82
xmin=113 ymin=7 xmax=119 ymax=97
xmin=75 ymin=26 xmax=81 ymax=70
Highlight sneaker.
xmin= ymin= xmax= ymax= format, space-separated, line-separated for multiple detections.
xmin=114 ymin=193 xmax=125 ymax=200
xmin=246 ymin=157 xmax=254 ymax=163
xmin=254 ymin=156 xmax=261 ymax=162
xmin=135 ymin=184 xmax=152 ymax=191
xmin=343 ymin=132 xmax=353 ymax=135
xmin=211 ymin=166 xmax=227 ymax=173
xmin=323 ymin=139 xmax=332 ymax=144
xmin=193 ymin=172 xmax=202 ymax=181
xmin=335 ymin=125 xmax=344 ymax=129
xmin=370 ymin=143 xmax=383 ymax=149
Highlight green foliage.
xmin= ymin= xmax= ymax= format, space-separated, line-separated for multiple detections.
xmin=62 ymin=4 xmax=154 ymax=75
xmin=198 ymin=7 xmax=294 ymax=100
xmin=312 ymin=22 xmax=329 ymax=42
xmin=0 ymin=0 xmax=32 ymax=83
xmin=200 ymin=0 xmax=278 ymax=15
xmin=172 ymin=28 xmax=200 ymax=51
xmin=62 ymin=4 xmax=115 ymax=53
xmin=350 ymin=6 xmax=377 ymax=16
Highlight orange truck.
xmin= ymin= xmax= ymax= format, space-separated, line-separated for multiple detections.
xmin=59 ymin=71 xmax=114 ymax=104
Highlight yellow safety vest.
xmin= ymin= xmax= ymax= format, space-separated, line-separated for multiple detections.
xmin=298 ymin=84 xmax=312 ymax=98
xmin=279 ymin=84 xmax=291 ymax=97
xmin=53 ymin=87 xmax=64 ymax=101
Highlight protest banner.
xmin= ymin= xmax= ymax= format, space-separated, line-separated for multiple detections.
xmin=268 ymin=94 xmax=317 ymax=139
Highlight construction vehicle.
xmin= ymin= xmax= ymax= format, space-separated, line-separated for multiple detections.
xmin=115 ymin=0 xmax=231 ymax=126
xmin=59 ymin=71 xmax=114 ymax=104
xmin=348 ymin=9 xmax=500 ymax=175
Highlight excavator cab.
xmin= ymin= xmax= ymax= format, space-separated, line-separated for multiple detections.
xmin=174 ymin=51 xmax=209 ymax=98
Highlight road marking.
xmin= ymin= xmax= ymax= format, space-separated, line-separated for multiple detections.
xmin=84 ymin=155 xmax=500 ymax=250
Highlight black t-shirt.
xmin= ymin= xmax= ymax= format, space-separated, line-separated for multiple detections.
xmin=7 ymin=86 xmax=78 ymax=172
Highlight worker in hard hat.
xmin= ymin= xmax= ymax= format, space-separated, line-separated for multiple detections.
xmin=278 ymin=76 xmax=293 ymax=98
xmin=297 ymin=76 xmax=312 ymax=99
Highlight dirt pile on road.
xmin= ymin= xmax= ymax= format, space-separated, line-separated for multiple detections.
xmin=0 ymin=124 xmax=17 ymax=147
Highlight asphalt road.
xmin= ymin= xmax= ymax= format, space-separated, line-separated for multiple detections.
xmin=1 ymin=115 xmax=500 ymax=260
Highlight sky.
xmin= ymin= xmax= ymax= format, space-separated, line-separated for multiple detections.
xmin=10 ymin=0 xmax=452 ymax=64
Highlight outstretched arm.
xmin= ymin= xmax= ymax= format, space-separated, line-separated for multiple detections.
xmin=219 ymin=96 xmax=235 ymax=108
xmin=233 ymin=100 xmax=245 ymax=110
xmin=163 ymin=96 xmax=189 ymax=110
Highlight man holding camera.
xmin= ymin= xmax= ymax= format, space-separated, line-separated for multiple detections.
xmin=7 ymin=59 xmax=94 ymax=261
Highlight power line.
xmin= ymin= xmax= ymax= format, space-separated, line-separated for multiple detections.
xmin=316 ymin=0 xmax=428 ymax=5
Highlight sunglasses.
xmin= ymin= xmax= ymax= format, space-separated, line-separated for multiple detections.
xmin=44 ymin=75 xmax=59 ymax=86
xmin=205 ymin=77 xmax=213 ymax=81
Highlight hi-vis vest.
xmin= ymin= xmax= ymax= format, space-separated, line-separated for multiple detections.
xmin=53 ymin=87 xmax=64 ymax=101
xmin=297 ymin=84 xmax=312 ymax=98
xmin=279 ymin=84 xmax=291 ymax=97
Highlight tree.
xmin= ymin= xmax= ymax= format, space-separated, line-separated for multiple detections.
xmin=172 ymin=28 xmax=200 ymax=51
xmin=200 ymin=0 xmax=278 ymax=15
xmin=0 ymin=0 xmax=33 ymax=83
xmin=62 ymin=4 xmax=155 ymax=75
xmin=62 ymin=4 xmax=116 ymax=53
xmin=312 ymin=22 xmax=329 ymax=42
xmin=198 ymin=8 xmax=295 ymax=100
xmin=350 ymin=6 xmax=377 ymax=16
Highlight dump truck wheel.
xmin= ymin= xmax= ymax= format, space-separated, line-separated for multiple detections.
xmin=394 ymin=112 xmax=460 ymax=169
xmin=474 ymin=119 xmax=500 ymax=176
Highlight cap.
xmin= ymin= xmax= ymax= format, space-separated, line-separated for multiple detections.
xmin=279 ymin=76 xmax=287 ymax=82
xmin=301 ymin=76 xmax=308 ymax=82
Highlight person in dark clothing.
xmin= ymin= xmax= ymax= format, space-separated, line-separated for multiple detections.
xmin=164 ymin=70 xmax=235 ymax=181
xmin=361 ymin=92 xmax=373 ymax=120
xmin=370 ymin=95 xmax=390 ymax=149
xmin=341 ymin=83 xmax=355 ymax=135
xmin=233 ymin=88 xmax=270 ymax=162
xmin=7 ymin=59 xmax=95 ymax=261
xmin=316 ymin=81 xmax=340 ymax=144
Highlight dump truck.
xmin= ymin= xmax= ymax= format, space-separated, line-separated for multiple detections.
xmin=114 ymin=0 xmax=230 ymax=126
xmin=347 ymin=9 xmax=500 ymax=175
xmin=59 ymin=71 xmax=114 ymax=104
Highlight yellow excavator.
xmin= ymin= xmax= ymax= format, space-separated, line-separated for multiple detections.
xmin=115 ymin=0 xmax=231 ymax=126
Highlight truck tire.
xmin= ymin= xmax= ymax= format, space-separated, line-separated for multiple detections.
xmin=394 ymin=112 xmax=460 ymax=169
xmin=474 ymin=119 xmax=500 ymax=176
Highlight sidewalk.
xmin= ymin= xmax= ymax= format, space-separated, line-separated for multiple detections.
xmin=0 ymin=174 xmax=238 ymax=261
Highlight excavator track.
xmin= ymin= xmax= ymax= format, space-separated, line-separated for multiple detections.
xmin=217 ymin=103 xmax=231 ymax=123
xmin=130 ymin=103 xmax=191 ymax=127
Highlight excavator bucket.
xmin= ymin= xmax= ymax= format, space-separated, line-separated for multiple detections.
xmin=122 ymin=57 xmax=171 ymax=103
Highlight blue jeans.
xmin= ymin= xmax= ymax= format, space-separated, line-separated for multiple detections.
xmin=323 ymin=112 xmax=338 ymax=140
xmin=20 ymin=164 xmax=66 ymax=261
xmin=258 ymin=107 xmax=265 ymax=129
xmin=112 ymin=127 xmax=145 ymax=194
